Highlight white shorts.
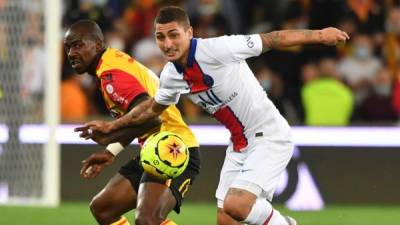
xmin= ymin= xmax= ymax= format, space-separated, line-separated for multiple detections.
xmin=216 ymin=135 xmax=294 ymax=208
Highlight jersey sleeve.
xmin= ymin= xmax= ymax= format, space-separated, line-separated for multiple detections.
xmin=100 ymin=69 xmax=147 ymax=110
xmin=155 ymin=63 xmax=189 ymax=106
xmin=202 ymin=34 xmax=263 ymax=63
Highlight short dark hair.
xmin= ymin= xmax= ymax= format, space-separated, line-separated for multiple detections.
xmin=70 ymin=19 xmax=104 ymax=42
xmin=155 ymin=6 xmax=190 ymax=29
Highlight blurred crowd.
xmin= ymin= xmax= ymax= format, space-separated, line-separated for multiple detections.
xmin=11 ymin=0 xmax=400 ymax=125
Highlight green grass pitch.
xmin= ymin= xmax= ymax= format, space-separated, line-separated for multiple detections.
xmin=1 ymin=202 xmax=399 ymax=225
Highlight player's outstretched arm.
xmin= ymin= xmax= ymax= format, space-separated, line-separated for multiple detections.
xmin=77 ymin=118 xmax=161 ymax=179
xmin=83 ymin=98 xmax=168 ymax=134
xmin=75 ymin=117 xmax=161 ymax=146
xmin=260 ymin=27 xmax=349 ymax=51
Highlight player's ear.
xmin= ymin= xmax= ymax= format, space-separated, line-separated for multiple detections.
xmin=187 ymin=26 xmax=193 ymax=39
xmin=95 ymin=39 xmax=105 ymax=52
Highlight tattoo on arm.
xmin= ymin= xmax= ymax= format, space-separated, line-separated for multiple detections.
xmin=318 ymin=31 xmax=323 ymax=41
xmin=107 ymin=118 xmax=161 ymax=145
xmin=261 ymin=29 xmax=319 ymax=50
xmin=112 ymin=99 xmax=153 ymax=129
xmin=261 ymin=31 xmax=281 ymax=49
xmin=303 ymin=30 xmax=313 ymax=39
xmin=271 ymin=31 xmax=281 ymax=47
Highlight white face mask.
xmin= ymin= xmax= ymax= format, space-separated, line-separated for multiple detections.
xmin=81 ymin=0 xmax=107 ymax=7
xmin=260 ymin=79 xmax=271 ymax=91
xmin=108 ymin=37 xmax=124 ymax=50
xmin=198 ymin=4 xmax=217 ymax=16
xmin=354 ymin=46 xmax=371 ymax=59
xmin=385 ymin=20 xmax=400 ymax=35
xmin=79 ymin=75 xmax=94 ymax=88
xmin=374 ymin=84 xmax=391 ymax=97
xmin=259 ymin=79 xmax=272 ymax=92
xmin=295 ymin=20 xmax=308 ymax=30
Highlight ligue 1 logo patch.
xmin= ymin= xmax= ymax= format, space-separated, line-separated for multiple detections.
xmin=203 ymin=74 xmax=214 ymax=87
xmin=106 ymin=84 xmax=114 ymax=94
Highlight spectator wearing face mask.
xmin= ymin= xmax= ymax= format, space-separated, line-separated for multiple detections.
xmin=338 ymin=34 xmax=382 ymax=108
xmin=132 ymin=37 xmax=166 ymax=76
xmin=344 ymin=0 xmax=385 ymax=35
xmin=360 ymin=68 xmax=398 ymax=122
xmin=186 ymin=0 xmax=230 ymax=38
xmin=253 ymin=64 xmax=287 ymax=117
xmin=383 ymin=7 xmax=400 ymax=76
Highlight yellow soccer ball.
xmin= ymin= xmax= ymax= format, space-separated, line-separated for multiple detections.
xmin=140 ymin=131 xmax=189 ymax=180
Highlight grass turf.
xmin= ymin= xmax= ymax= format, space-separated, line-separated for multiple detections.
xmin=0 ymin=202 xmax=399 ymax=225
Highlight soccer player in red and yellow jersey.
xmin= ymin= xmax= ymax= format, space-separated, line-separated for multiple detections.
xmin=64 ymin=20 xmax=200 ymax=225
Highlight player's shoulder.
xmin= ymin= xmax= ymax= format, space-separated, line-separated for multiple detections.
xmin=101 ymin=48 xmax=135 ymax=65
xmin=196 ymin=35 xmax=228 ymax=47
xmin=203 ymin=34 xmax=260 ymax=46
xmin=160 ymin=62 xmax=180 ymax=78
xmin=99 ymin=47 xmax=148 ymax=74
xmin=158 ymin=62 xmax=189 ymax=90
xmin=196 ymin=35 xmax=256 ymax=54
xmin=199 ymin=34 xmax=247 ymax=45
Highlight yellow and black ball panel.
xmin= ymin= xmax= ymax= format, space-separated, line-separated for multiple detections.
xmin=156 ymin=134 xmax=188 ymax=168
xmin=140 ymin=131 xmax=190 ymax=180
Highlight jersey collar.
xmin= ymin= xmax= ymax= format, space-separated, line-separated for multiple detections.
xmin=173 ymin=38 xmax=197 ymax=73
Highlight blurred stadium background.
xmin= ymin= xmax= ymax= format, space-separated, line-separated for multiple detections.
xmin=1 ymin=0 xmax=400 ymax=224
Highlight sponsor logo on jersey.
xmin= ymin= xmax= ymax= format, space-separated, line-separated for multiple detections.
xmin=245 ymin=36 xmax=254 ymax=48
xmin=106 ymin=84 xmax=114 ymax=94
xmin=197 ymin=91 xmax=238 ymax=114
xmin=240 ymin=169 xmax=253 ymax=173
xmin=110 ymin=92 xmax=128 ymax=106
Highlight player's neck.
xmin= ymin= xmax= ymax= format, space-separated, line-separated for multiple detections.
xmin=175 ymin=50 xmax=189 ymax=68
xmin=87 ymin=48 xmax=106 ymax=76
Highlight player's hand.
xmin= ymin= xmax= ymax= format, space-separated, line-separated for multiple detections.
xmin=320 ymin=27 xmax=350 ymax=45
xmin=83 ymin=120 xmax=114 ymax=134
xmin=74 ymin=126 xmax=112 ymax=145
xmin=80 ymin=150 xmax=115 ymax=179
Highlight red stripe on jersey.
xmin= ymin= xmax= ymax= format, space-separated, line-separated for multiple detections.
xmin=262 ymin=209 xmax=274 ymax=225
xmin=96 ymin=59 xmax=103 ymax=71
xmin=213 ymin=106 xmax=248 ymax=151
xmin=183 ymin=62 xmax=210 ymax=93
xmin=100 ymin=69 xmax=147 ymax=111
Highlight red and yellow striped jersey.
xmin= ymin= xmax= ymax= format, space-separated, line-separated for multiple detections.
xmin=95 ymin=48 xmax=198 ymax=148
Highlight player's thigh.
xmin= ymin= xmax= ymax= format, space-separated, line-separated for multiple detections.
xmin=92 ymin=159 xmax=143 ymax=212
xmin=91 ymin=173 xmax=137 ymax=214
xmin=216 ymin=144 xmax=245 ymax=207
xmin=136 ymin=147 xmax=201 ymax=216
xmin=169 ymin=147 xmax=201 ymax=212
xmin=235 ymin=138 xmax=294 ymax=200
xmin=136 ymin=181 xmax=176 ymax=219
